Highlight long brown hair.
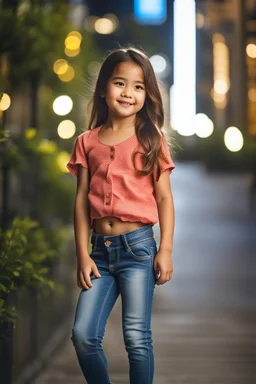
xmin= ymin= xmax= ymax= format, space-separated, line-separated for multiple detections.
xmin=88 ymin=47 xmax=169 ymax=180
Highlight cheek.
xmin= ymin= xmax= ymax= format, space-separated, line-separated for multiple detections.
xmin=138 ymin=93 xmax=146 ymax=105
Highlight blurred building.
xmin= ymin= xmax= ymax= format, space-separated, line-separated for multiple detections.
xmin=196 ymin=0 xmax=256 ymax=138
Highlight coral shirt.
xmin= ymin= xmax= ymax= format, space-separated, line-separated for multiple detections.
xmin=67 ymin=126 xmax=175 ymax=227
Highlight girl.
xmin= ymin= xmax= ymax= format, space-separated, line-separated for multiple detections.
xmin=67 ymin=47 xmax=175 ymax=384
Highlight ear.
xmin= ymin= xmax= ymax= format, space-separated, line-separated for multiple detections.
xmin=100 ymin=91 xmax=105 ymax=98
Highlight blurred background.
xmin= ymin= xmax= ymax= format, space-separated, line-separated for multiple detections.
xmin=0 ymin=1 xmax=255 ymax=383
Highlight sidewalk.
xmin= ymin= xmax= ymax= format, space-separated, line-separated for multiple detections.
xmin=34 ymin=162 xmax=255 ymax=384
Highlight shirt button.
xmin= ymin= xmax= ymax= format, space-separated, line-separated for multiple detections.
xmin=106 ymin=201 xmax=110 ymax=205
xmin=106 ymin=193 xmax=110 ymax=197
xmin=110 ymin=147 xmax=115 ymax=152
xmin=110 ymin=155 xmax=114 ymax=159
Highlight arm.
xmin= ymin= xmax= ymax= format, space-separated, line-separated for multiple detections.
xmin=74 ymin=166 xmax=101 ymax=289
xmin=154 ymin=170 xmax=175 ymax=285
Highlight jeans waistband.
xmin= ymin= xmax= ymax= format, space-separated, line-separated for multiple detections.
xmin=91 ymin=225 xmax=154 ymax=250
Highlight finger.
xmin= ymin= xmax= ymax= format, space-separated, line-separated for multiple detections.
xmin=77 ymin=272 xmax=83 ymax=289
xmin=92 ymin=264 xmax=101 ymax=278
xmin=80 ymin=271 xmax=90 ymax=290
xmin=83 ymin=270 xmax=93 ymax=288
xmin=157 ymin=272 xmax=168 ymax=285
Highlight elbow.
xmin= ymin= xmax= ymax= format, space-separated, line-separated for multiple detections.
xmin=156 ymin=192 xmax=173 ymax=206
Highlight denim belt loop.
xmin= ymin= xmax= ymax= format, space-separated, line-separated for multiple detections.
xmin=120 ymin=233 xmax=130 ymax=252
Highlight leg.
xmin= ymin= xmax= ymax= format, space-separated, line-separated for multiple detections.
xmin=71 ymin=272 xmax=119 ymax=384
xmin=119 ymin=246 xmax=156 ymax=384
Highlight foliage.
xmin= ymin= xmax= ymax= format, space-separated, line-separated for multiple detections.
xmin=0 ymin=217 xmax=66 ymax=323
xmin=0 ymin=2 xmax=70 ymax=91
xmin=0 ymin=127 xmax=75 ymax=224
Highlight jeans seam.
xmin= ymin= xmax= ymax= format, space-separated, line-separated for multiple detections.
xmin=147 ymin=247 xmax=154 ymax=383
xmin=95 ymin=279 xmax=116 ymax=353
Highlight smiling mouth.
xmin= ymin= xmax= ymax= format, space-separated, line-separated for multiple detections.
xmin=118 ymin=101 xmax=133 ymax=106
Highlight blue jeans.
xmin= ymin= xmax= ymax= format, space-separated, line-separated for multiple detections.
xmin=71 ymin=225 xmax=157 ymax=384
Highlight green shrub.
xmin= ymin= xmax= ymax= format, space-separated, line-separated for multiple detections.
xmin=0 ymin=217 xmax=62 ymax=323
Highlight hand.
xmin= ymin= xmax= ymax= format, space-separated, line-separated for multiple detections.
xmin=153 ymin=250 xmax=173 ymax=286
xmin=77 ymin=257 xmax=101 ymax=290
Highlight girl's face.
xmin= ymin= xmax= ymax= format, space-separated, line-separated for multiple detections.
xmin=103 ymin=61 xmax=146 ymax=121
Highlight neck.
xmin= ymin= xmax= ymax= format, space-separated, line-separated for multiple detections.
xmin=103 ymin=115 xmax=136 ymax=132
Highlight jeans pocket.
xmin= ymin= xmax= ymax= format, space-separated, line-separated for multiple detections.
xmin=128 ymin=241 xmax=155 ymax=261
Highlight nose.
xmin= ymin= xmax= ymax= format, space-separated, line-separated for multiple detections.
xmin=121 ymin=87 xmax=132 ymax=98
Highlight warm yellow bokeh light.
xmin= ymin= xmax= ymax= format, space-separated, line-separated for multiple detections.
xmin=25 ymin=128 xmax=37 ymax=140
xmin=57 ymin=120 xmax=76 ymax=139
xmin=248 ymin=88 xmax=256 ymax=102
xmin=224 ymin=127 xmax=244 ymax=152
xmin=214 ymin=79 xmax=229 ymax=95
xmin=0 ymin=93 xmax=11 ymax=111
xmin=56 ymin=151 xmax=70 ymax=173
xmin=104 ymin=13 xmax=119 ymax=29
xmin=58 ymin=66 xmax=75 ymax=82
xmin=53 ymin=59 xmax=68 ymax=75
xmin=65 ymin=35 xmax=81 ymax=50
xmin=246 ymin=43 xmax=256 ymax=58
xmin=212 ymin=33 xmax=225 ymax=44
xmin=38 ymin=140 xmax=57 ymax=154
xmin=67 ymin=31 xmax=82 ymax=41
xmin=94 ymin=18 xmax=115 ymax=34
xmin=196 ymin=13 xmax=204 ymax=29
xmin=53 ymin=95 xmax=73 ymax=116
xmin=211 ymin=89 xmax=227 ymax=109
xmin=65 ymin=47 xmax=80 ymax=57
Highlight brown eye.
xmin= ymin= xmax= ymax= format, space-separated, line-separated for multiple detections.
xmin=114 ymin=81 xmax=124 ymax=86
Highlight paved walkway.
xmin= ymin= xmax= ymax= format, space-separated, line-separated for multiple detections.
xmin=34 ymin=162 xmax=256 ymax=384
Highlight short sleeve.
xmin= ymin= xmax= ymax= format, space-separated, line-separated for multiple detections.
xmin=154 ymin=137 xmax=175 ymax=180
xmin=66 ymin=134 xmax=89 ymax=176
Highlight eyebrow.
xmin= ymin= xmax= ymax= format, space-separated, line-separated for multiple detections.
xmin=111 ymin=76 xmax=145 ymax=84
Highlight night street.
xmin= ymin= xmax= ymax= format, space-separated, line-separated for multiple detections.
xmin=32 ymin=162 xmax=256 ymax=384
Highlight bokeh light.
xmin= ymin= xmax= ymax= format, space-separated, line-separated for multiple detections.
xmin=56 ymin=151 xmax=70 ymax=173
xmin=193 ymin=113 xmax=214 ymax=138
xmin=25 ymin=128 xmax=37 ymax=140
xmin=67 ymin=31 xmax=82 ymax=41
xmin=65 ymin=35 xmax=81 ymax=50
xmin=58 ymin=66 xmax=75 ymax=82
xmin=94 ymin=18 xmax=115 ymax=34
xmin=224 ymin=127 xmax=244 ymax=152
xmin=53 ymin=95 xmax=73 ymax=116
xmin=53 ymin=59 xmax=68 ymax=75
xmin=57 ymin=120 xmax=76 ymax=139
xmin=65 ymin=47 xmax=80 ymax=57
xmin=246 ymin=43 xmax=256 ymax=58
xmin=150 ymin=55 xmax=167 ymax=74
xmin=38 ymin=140 xmax=57 ymax=154
xmin=248 ymin=88 xmax=256 ymax=102
xmin=0 ymin=93 xmax=11 ymax=111
xmin=104 ymin=13 xmax=119 ymax=30
xmin=214 ymin=79 xmax=229 ymax=95
xmin=196 ymin=12 xmax=205 ymax=29
xmin=211 ymin=89 xmax=228 ymax=109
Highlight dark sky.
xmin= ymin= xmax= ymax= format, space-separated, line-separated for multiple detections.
xmin=85 ymin=0 xmax=133 ymax=16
